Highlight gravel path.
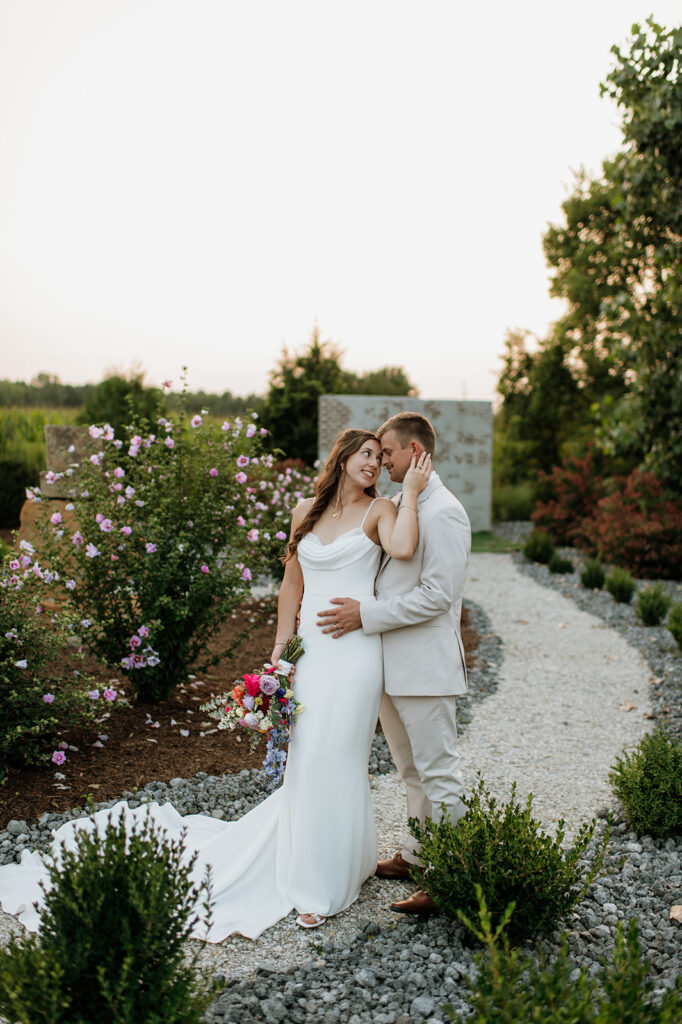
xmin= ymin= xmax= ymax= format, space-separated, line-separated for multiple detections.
xmin=461 ymin=554 xmax=651 ymax=838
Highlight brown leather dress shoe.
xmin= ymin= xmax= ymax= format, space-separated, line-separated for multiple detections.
xmin=390 ymin=889 xmax=439 ymax=915
xmin=375 ymin=852 xmax=417 ymax=880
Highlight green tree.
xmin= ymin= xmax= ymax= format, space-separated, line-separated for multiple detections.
xmin=261 ymin=327 xmax=417 ymax=464
xmin=76 ymin=373 xmax=166 ymax=435
xmin=495 ymin=330 xmax=588 ymax=483
xmin=544 ymin=19 xmax=682 ymax=491
xmin=497 ymin=20 xmax=682 ymax=495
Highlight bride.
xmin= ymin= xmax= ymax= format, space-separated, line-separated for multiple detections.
xmin=0 ymin=429 xmax=430 ymax=940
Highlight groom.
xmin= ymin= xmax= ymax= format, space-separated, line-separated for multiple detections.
xmin=317 ymin=411 xmax=471 ymax=914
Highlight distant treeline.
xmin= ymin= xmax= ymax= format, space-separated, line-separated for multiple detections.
xmin=0 ymin=374 xmax=259 ymax=417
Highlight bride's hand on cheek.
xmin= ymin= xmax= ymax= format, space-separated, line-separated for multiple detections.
xmin=403 ymin=452 xmax=431 ymax=495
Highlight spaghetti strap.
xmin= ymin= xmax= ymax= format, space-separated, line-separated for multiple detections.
xmin=360 ymin=497 xmax=379 ymax=529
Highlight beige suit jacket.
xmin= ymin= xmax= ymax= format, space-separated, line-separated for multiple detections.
xmin=359 ymin=473 xmax=471 ymax=697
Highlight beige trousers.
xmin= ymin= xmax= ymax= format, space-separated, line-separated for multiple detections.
xmin=379 ymin=692 xmax=466 ymax=864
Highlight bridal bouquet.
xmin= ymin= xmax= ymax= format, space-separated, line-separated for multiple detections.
xmin=200 ymin=635 xmax=304 ymax=782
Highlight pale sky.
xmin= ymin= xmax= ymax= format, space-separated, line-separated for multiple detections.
xmin=1 ymin=1 xmax=680 ymax=402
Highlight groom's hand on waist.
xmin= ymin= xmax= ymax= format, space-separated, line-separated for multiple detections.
xmin=317 ymin=598 xmax=362 ymax=637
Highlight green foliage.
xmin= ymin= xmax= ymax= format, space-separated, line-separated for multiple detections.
xmin=409 ymin=777 xmax=609 ymax=944
xmin=0 ymin=551 xmax=97 ymax=781
xmin=605 ymin=568 xmax=636 ymax=604
xmin=581 ymin=558 xmax=606 ymax=590
xmin=668 ymin=602 xmax=682 ymax=651
xmin=0 ymin=813 xmax=215 ymax=1024
xmin=495 ymin=331 xmax=591 ymax=483
xmin=260 ymin=326 xmax=417 ymax=464
xmin=548 ymin=553 xmax=574 ymax=574
xmin=35 ymin=403 xmax=275 ymax=702
xmin=470 ymin=532 xmax=520 ymax=554
xmin=76 ymin=374 xmax=166 ymax=437
xmin=523 ymin=529 xmax=556 ymax=565
xmin=636 ymin=584 xmax=672 ymax=626
xmin=492 ymin=481 xmax=536 ymax=522
xmin=609 ymin=731 xmax=682 ymax=838
xmin=449 ymin=887 xmax=682 ymax=1023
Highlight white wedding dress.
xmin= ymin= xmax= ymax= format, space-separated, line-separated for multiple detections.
xmin=0 ymin=518 xmax=384 ymax=941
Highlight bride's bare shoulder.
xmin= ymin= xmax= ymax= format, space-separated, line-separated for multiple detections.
xmin=373 ymin=496 xmax=398 ymax=512
xmin=293 ymin=496 xmax=315 ymax=523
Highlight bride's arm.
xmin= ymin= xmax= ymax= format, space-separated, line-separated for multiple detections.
xmin=374 ymin=454 xmax=431 ymax=560
xmin=270 ymin=499 xmax=311 ymax=665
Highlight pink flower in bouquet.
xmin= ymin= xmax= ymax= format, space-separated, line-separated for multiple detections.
xmin=260 ymin=675 xmax=277 ymax=696
xmin=243 ymin=694 xmax=255 ymax=710
xmin=242 ymin=673 xmax=261 ymax=697
xmin=242 ymin=712 xmax=259 ymax=729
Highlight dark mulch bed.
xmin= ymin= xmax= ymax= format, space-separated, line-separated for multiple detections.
xmin=1 ymin=600 xmax=479 ymax=829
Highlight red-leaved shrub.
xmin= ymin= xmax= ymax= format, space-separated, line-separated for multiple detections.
xmin=583 ymin=471 xmax=682 ymax=580
xmin=531 ymin=451 xmax=605 ymax=547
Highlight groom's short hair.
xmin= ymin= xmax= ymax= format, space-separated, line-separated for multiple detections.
xmin=377 ymin=412 xmax=436 ymax=456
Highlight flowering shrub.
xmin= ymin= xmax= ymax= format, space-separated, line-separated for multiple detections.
xmin=247 ymin=458 xmax=317 ymax=579
xmin=0 ymin=544 xmax=100 ymax=780
xmin=582 ymin=471 xmax=682 ymax=579
xmin=531 ymin=450 xmax=605 ymax=547
xmin=33 ymin=408 xmax=282 ymax=702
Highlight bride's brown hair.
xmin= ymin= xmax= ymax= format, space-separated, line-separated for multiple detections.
xmin=285 ymin=428 xmax=380 ymax=561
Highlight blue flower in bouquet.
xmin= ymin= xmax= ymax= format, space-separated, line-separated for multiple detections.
xmin=275 ymin=687 xmax=286 ymax=698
